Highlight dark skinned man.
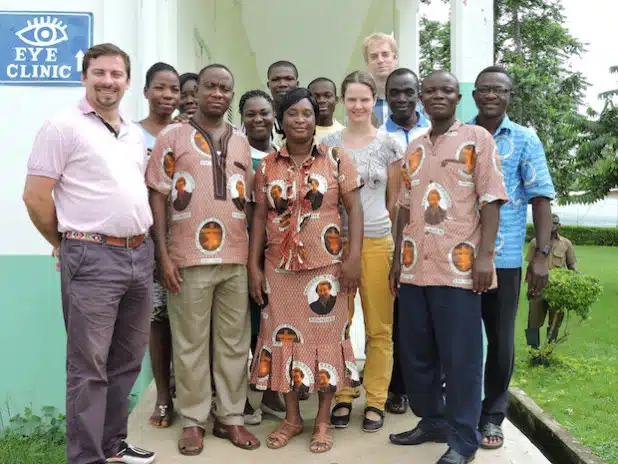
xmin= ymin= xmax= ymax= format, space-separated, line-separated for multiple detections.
xmin=147 ymin=64 xmax=260 ymax=455
xmin=266 ymin=60 xmax=299 ymax=147
xmin=379 ymin=68 xmax=430 ymax=415
xmin=470 ymin=66 xmax=555 ymax=450
xmin=308 ymin=77 xmax=344 ymax=141
xmin=388 ymin=71 xmax=508 ymax=464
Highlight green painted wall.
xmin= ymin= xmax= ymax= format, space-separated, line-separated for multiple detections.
xmin=457 ymin=82 xmax=478 ymax=122
xmin=0 ymin=255 xmax=151 ymax=425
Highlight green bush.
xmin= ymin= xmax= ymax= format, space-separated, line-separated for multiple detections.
xmin=525 ymin=224 xmax=618 ymax=246
xmin=541 ymin=268 xmax=603 ymax=321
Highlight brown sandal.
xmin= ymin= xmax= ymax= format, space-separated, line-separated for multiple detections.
xmin=178 ymin=426 xmax=204 ymax=456
xmin=266 ymin=419 xmax=304 ymax=449
xmin=310 ymin=422 xmax=334 ymax=453
xmin=212 ymin=421 xmax=261 ymax=450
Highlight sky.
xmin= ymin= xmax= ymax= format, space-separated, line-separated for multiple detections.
xmin=421 ymin=0 xmax=617 ymax=112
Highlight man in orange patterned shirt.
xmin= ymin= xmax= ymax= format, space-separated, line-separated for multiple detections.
xmin=146 ymin=64 xmax=259 ymax=455
xmin=388 ymin=71 xmax=508 ymax=464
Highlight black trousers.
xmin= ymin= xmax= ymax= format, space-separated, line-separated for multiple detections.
xmin=480 ymin=268 xmax=522 ymax=426
xmin=388 ymin=296 xmax=406 ymax=395
xmin=399 ymin=284 xmax=483 ymax=458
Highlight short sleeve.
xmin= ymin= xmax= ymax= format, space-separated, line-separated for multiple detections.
xmin=27 ymin=121 xmax=69 ymax=179
xmin=566 ymin=240 xmax=577 ymax=266
xmin=521 ymin=132 xmax=556 ymax=202
xmin=336 ymin=149 xmax=363 ymax=195
xmin=145 ymin=127 xmax=175 ymax=195
xmin=386 ymin=133 xmax=404 ymax=165
xmin=253 ymin=158 xmax=268 ymax=207
xmin=396 ymin=142 xmax=419 ymax=210
xmin=526 ymin=238 xmax=537 ymax=263
xmin=473 ymin=129 xmax=509 ymax=207
xmin=320 ymin=131 xmax=340 ymax=149
xmin=241 ymin=138 xmax=255 ymax=203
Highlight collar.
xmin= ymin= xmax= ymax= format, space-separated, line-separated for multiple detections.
xmin=276 ymin=142 xmax=324 ymax=160
xmin=385 ymin=111 xmax=429 ymax=132
xmin=468 ymin=114 xmax=514 ymax=136
xmin=78 ymin=97 xmax=127 ymax=124
xmin=423 ymin=120 xmax=462 ymax=140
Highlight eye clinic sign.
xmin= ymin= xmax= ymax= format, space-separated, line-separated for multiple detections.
xmin=0 ymin=11 xmax=93 ymax=86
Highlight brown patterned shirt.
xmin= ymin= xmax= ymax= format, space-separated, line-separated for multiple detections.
xmin=397 ymin=121 xmax=508 ymax=289
xmin=254 ymin=144 xmax=363 ymax=271
xmin=146 ymin=121 xmax=253 ymax=268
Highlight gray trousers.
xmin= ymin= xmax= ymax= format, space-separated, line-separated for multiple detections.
xmin=60 ymin=237 xmax=154 ymax=464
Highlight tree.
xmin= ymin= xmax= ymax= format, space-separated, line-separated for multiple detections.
xmin=418 ymin=16 xmax=450 ymax=77
xmin=419 ymin=0 xmax=588 ymax=198
xmin=560 ymin=67 xmax=618 ymax=204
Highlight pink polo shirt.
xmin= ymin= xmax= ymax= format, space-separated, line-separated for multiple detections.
xmin=27 ymin=98 xmax=153 ymax=237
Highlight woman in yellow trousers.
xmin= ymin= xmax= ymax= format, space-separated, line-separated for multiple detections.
xmin=322 ymin=71 xmax=402 ymax=432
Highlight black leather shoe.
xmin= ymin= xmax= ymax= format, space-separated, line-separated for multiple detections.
xmin=362 ymin=406 xmax=384 ymax=433
xmin=330 ymin=402 xmax=352 ymax=428
xmin=389 ymin=425 xmax=448 ymax=445
xmin=437 ymin=448 xmax=475 ymax=463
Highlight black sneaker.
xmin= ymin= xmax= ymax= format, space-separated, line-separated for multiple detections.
xmin=106 ymin=441 xmax=156 ymax=464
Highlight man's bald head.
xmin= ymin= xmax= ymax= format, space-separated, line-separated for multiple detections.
xmin=422 ymin=70 xmax=460 ymax=92
xmin=421 ymin=71 xmax=461 ymax=121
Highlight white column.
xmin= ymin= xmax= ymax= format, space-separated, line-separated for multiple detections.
xmin=395 ymin=0 xmax=421 ymax=73
xmin=450 ymin=0 xmax=494 ymax=120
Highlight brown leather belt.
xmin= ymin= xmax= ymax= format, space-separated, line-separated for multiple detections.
xmin=63 ymin=231 xmax=146 ymax=248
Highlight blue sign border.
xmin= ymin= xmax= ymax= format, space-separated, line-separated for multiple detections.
xmin=0 ymin=10 xmax=93 ymax=86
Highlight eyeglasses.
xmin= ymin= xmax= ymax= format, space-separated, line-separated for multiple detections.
xmin=474 ymin=87 xmax=512 ymax=96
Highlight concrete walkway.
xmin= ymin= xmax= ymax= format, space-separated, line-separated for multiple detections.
xmin=128 ymin=383 xmax=550 ymax=464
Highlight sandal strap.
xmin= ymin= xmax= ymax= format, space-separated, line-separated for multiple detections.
xmin=482 ymin=423 xmax=503 ymax=439
xmin=364 ymin=406 xmax=385 ymax=418
xmin=332 ymin=402 xmax=352 ymax=413
xmin=311 ymin=422 xmax=334 ymax=446
xmin=268 ymin=420 xmax=303 ymax=443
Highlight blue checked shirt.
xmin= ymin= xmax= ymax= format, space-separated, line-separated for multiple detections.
xmin=379 ymin=110 xmax=430 ymax=150
xmin=469 ymin=115 xmax=555 ymax=268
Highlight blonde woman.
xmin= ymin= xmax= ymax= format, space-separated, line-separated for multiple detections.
xmin=322 ymin=71 xmax=403 ymax=432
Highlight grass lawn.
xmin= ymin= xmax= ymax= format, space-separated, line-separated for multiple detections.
xmin=0 ymin=434 xmax=65 ymax=464
xmin=512 ymin=245 xmax=618 ymax=464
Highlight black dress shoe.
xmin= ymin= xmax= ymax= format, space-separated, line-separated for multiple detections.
xmin=362 ymin=406 xmax=384 ymax=433
xmin=385 ymin=393 xmax=408 ymax=414
xmin=437 ymin=448 xmax=475 ymax=463
xmin=389 ymin=425 xmax=448 ymax=445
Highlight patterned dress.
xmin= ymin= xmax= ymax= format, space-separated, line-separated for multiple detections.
xmin=249 ymin=144 xmax=363 ymax=394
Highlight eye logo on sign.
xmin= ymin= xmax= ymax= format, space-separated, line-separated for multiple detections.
xmin=16 ymin=16 xmax=68 ymax=47
xmin=0 ymin=11 xmax=93 ymax=86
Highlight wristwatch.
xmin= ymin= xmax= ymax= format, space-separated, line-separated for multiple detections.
xmin=535 ymin=246 xmax=550 ymax=256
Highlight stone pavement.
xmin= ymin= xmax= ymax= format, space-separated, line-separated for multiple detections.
xmin=128 ymin=383 xmax=551 ymax=464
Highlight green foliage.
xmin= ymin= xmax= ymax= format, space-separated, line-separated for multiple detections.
xmin=541 ymin=268 xmax=602 ymax=321
xmin=559 ymin=86 xmax=618 ymax=204
xmin=2 ymin=406 xmax=65 ymax=442
xmin=525 ymin=224 xmax=618 ymax=246
xmin=419 ymin=0 xmax=588 ymax=197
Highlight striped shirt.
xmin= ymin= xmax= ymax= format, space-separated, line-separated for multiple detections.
xmin=470 ymin=115 xmax=555 ymax=268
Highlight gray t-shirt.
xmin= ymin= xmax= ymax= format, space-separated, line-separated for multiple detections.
xmin=321 ymin=130 xmax=403 ymax=238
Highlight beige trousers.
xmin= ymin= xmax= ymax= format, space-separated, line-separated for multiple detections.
xmin=168 ymin=264 xmax=250 ymax=429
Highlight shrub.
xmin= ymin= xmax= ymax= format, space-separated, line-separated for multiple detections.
xmin=541 ymin=268 xmax=603 ymax=321
xmin=525 ymin=225 xmax=618 ymax=246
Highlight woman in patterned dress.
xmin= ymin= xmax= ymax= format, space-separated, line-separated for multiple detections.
xmin=248 ymin=88 xmax=364 ymax=453
xmin=137 ymin=62 xmax=181 ymax=428
xmin=238 ymin=89 xmax=286 ymax=424
xmin=322 ymin=71 xmax=403 ymax=432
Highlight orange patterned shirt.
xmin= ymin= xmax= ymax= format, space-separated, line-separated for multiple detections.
xmin=254 ymin=144 xmax=363 ymax=271
xmin=146 ymin=121 xmax=253 ymax=268
xmin=397 ymin=121 xmax=508 ymax=289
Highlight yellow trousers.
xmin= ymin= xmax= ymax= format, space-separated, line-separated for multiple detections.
xmin=336 ymin=235 xmax=394 ymax=410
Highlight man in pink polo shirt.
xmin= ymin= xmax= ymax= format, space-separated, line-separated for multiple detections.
xmin=23 ymin=43 xmax=156 ymax=464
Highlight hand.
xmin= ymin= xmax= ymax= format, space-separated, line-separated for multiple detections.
xmin=52 ymin=246 xmax=60 ymax=272
xmin=160 ymin=255 xmax=183 ymax=295
xmin=389 ymin=259 xmax=401 ymax=297
xmin=249 ymin=265 xmax=267 ymax=305
xmin=526 ymin=254 xmax=549 ymax=297
xmin=340 ymin=255 xmax=361 ymax=295
xmin=472 ymin=251 xmax=494 ymax=294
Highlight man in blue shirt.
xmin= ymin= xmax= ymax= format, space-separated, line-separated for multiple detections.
xmin=470 ymin=66 xmax=555 ymax=450
xmin=380 ymin=68 xmax=430 ymax=416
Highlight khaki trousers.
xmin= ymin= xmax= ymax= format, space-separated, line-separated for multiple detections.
xmin=168 ymin=264 xmax=250 ymax=429
xmin=336 ymin=235 xmax=394 ymax=410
